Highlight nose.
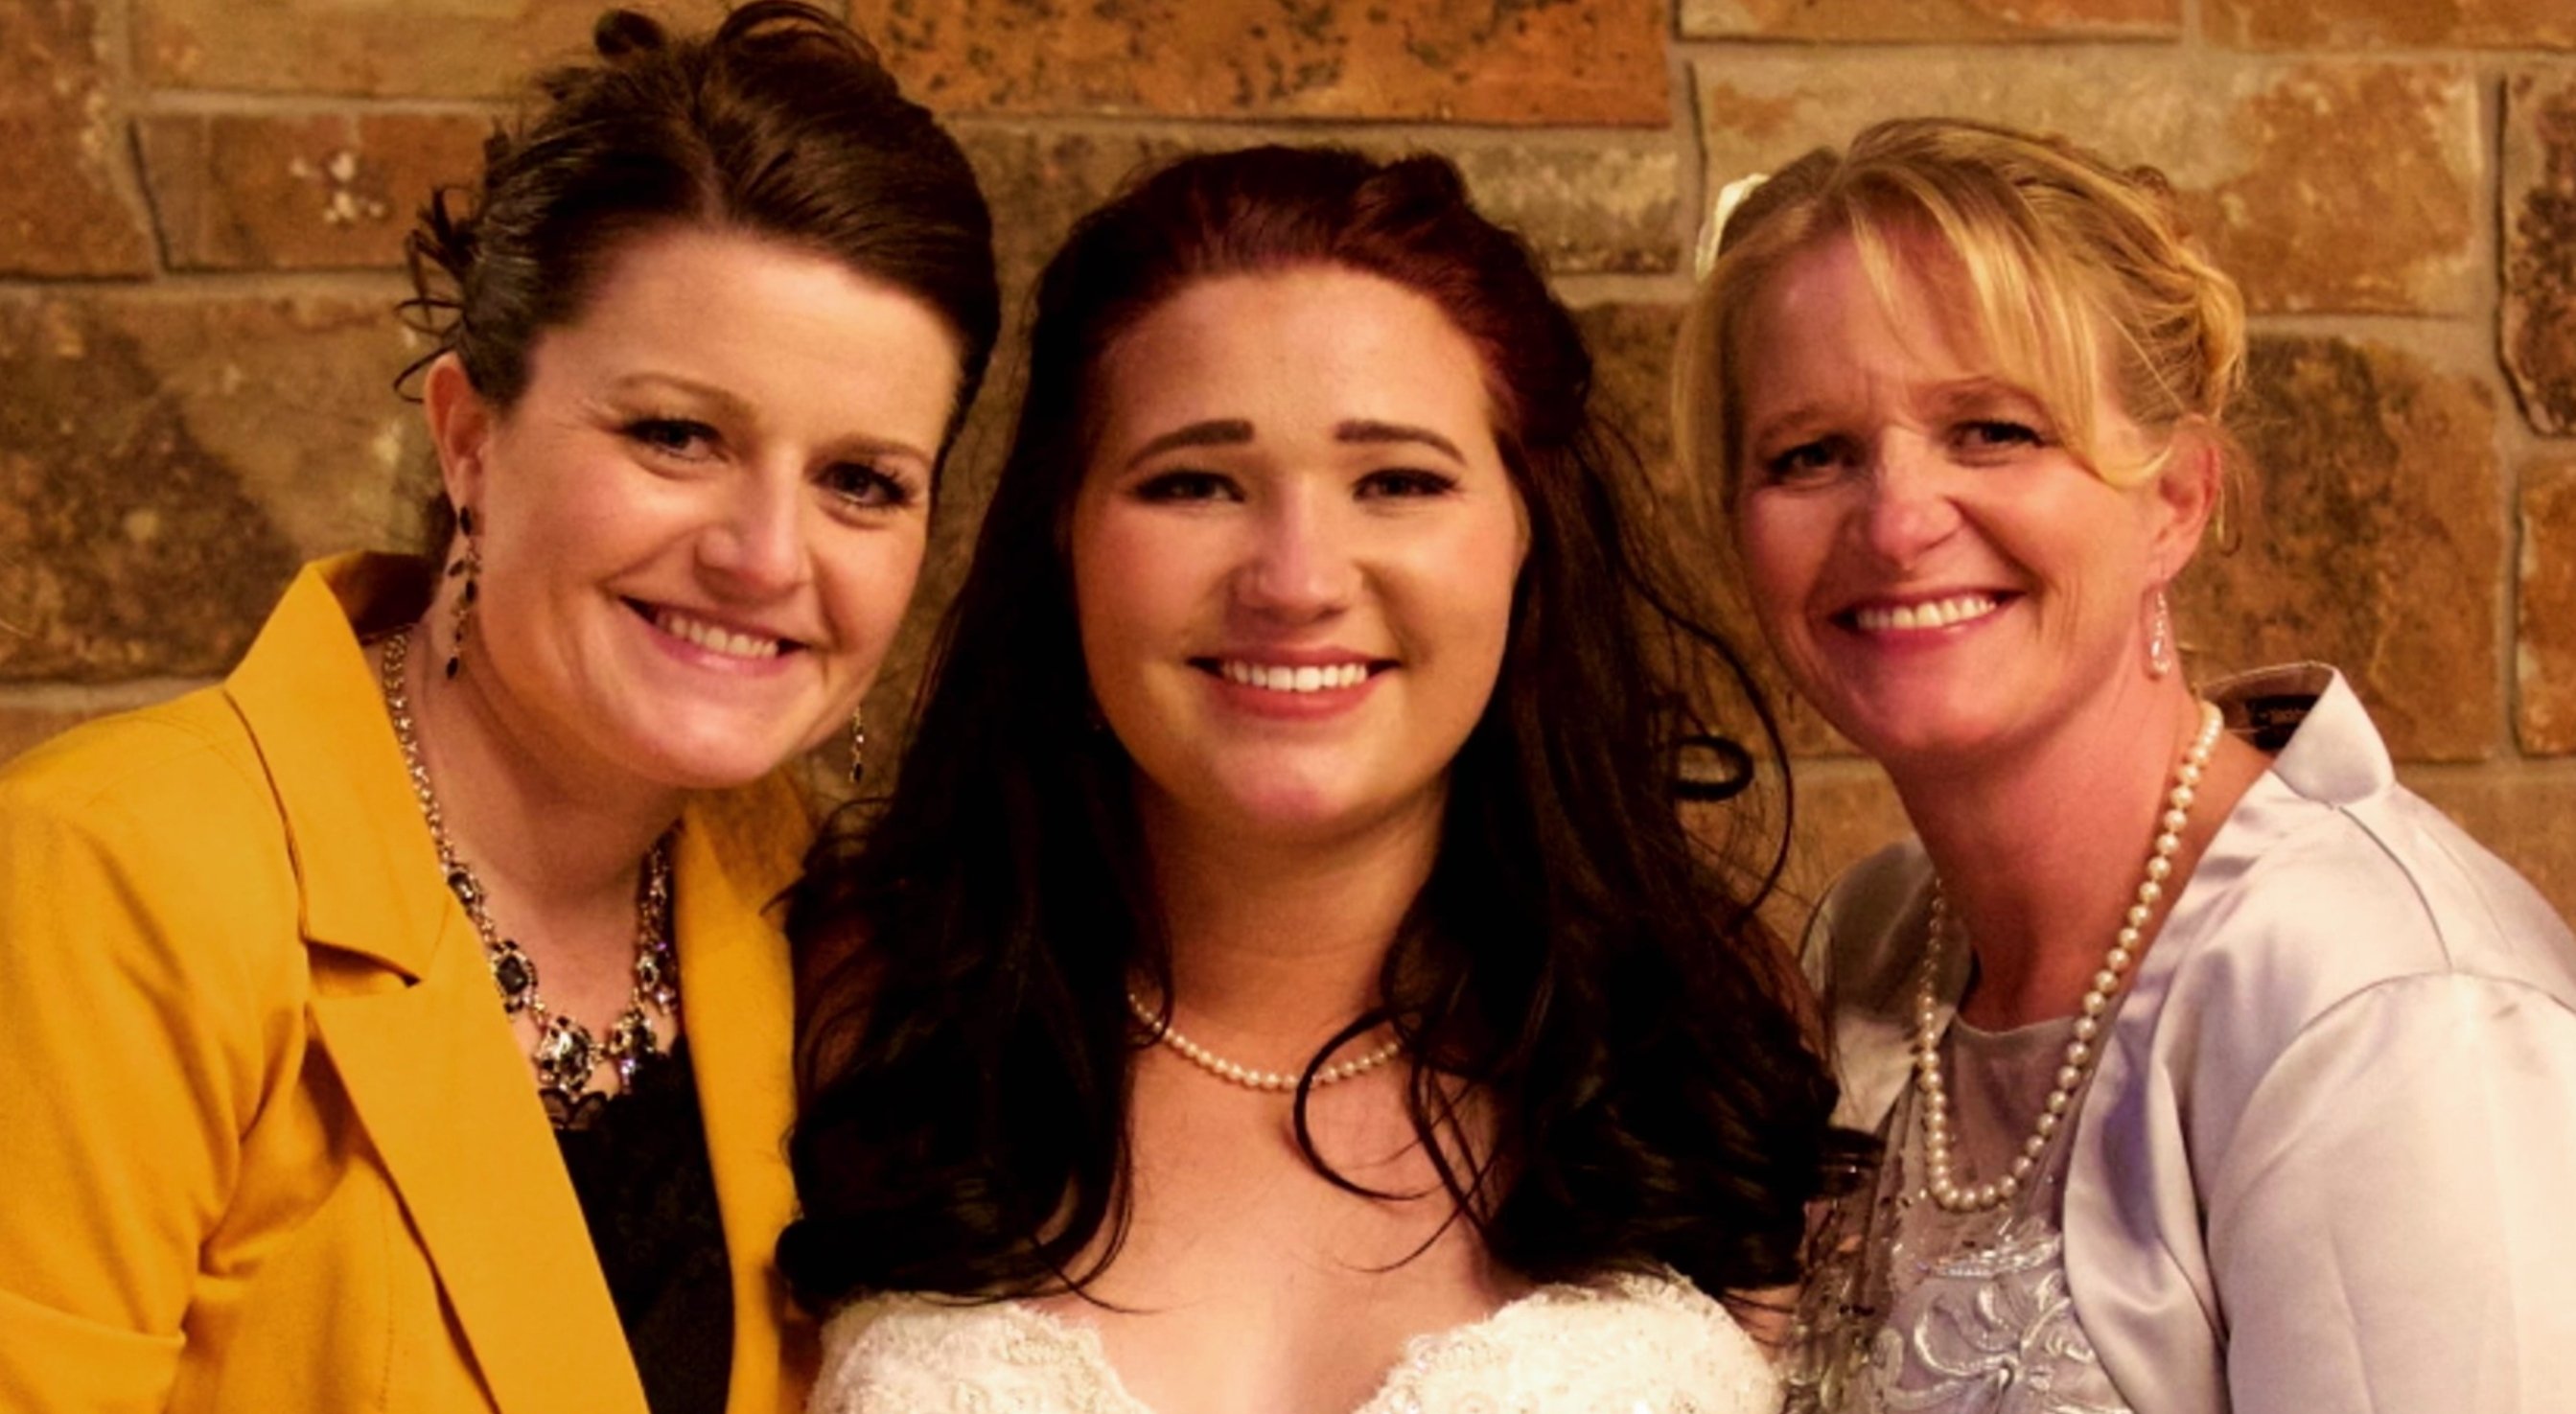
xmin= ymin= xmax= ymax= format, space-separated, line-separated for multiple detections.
xmin=696 ymin=464 xmax=810 ymax=597
xmin=1855 ymin=437 xmax=1961 ymax=567
xmin=1234 ymin=483 xmax=1356 ymax=622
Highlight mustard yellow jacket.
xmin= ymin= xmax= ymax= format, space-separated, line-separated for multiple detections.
xmin=0 ymin=556 xmax=818 ymax=1413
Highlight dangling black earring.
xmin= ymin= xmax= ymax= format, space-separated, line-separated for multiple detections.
xmin=847 ymin=705 xmax=867 ymax=786
xmin=446 ymin=504 xmax=481 ymax=682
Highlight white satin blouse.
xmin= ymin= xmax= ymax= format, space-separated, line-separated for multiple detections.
xmin=1804 ymin=665 xmax=2576 ymax=1414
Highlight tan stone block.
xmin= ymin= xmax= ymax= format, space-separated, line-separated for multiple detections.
xmin=957 ymin=129 xmax=1183 ymax=300
xmin=2207 ymin=0 xmax=2575 ymax=50
xmin=1446 ymin=145 xmax=1683 ymax=276
xmin=855 ymin=0 xmax=1669 ymax=126
xmin=0 ymin=294 xmax=429 ymax=681
xmin=2175 ymin=336 xmax=2501 ymax=763
xmin=137 ymin=112 xmax=490 ymax=272
xmin=0 ymin=683 xmax=201 ymax=767
xmin=963 ymin=129 xmax=1684 ymax=295
xmin=1573 ymin=302 xmax=1691 ymax=501
xmin=2505 ymin=71 xmax=2576 ymax=437
xmin=1693 ymin=56 xmax=2480 ymax=314
xmin=1682 ymin=0 xmax=2176 ymax=42
xmin=2407 ymin=772 xmax=2576 ymax=930
xmin=0 ymin=702 xmax=98 ymax=767
xmin=137 ymin=0 xmax=622 ymax=96
xmin=1706 ymin=759 xmax=1910 ymax=940
xmin=976 ymin=129 xmax=1690 ymax=278
xmin=0 ymin=0 xmax=154 ymax=276
xmin=2518 ymin=457 xmax=2576 ymax=753
xmin=1572 ymin=300 xmax=1852 ymax=758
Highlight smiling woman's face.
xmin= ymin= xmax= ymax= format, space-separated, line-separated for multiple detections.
xmin=1067 ymin=266 xmax=1528 ymax=847
xmin=431 ymin=224 xmax=962 ymax=794
xmin=1730 ymin=234 xmax=2169 ymax=774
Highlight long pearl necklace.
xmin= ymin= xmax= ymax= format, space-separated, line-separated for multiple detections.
xmin=1126 ymin=990 xmax=1402 ymax=1093
xmin=1914 ymin=699 xmax=2223 ymax=1214
xmin=380 ymin=625 xmax=681 ymax=1129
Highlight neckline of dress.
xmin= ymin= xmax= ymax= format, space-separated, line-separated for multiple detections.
xmin=857 ymin=1267 xmax=1727 ymax=1414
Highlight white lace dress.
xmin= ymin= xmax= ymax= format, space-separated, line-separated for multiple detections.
xmin=811 ymin=1270 xmax=1779 ymax=1413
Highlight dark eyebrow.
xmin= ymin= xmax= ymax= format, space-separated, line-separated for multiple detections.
xmin=607 ymin=371 xmax=755 ymax=422
xmin=605 ymin=371 xmax=937 ymax=471
xmin=1336 ymin=419 xmax=1464 ymax=463
xmin=1124 ymin=418 xmax=1254 ymax=470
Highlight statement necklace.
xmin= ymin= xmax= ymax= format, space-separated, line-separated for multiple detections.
xmin=1126 ymin=989 xmax=1402 ymax=1093
xmin=1914 ymin=698 xmax=2223 ymax=1214
xmin=380 ymin=626 xmax=681 ymax=1129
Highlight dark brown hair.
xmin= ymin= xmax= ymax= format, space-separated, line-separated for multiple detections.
xmin=401 ymin=1 xmax=999 ymax=545
xmin=782 ymin=145 xmax=1851 ymax=1310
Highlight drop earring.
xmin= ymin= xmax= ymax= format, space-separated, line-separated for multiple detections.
xmin=2146 ymin=587 xmax=2174 ymax=680
xmin=446 ymin=505 xmax=481 ymax=682
xmin=847 ymin=706 xmax=867 ymax=786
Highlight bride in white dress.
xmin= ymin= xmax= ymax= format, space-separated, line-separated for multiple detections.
xmin=778 ymin=145 xmax=1857 ymax=1414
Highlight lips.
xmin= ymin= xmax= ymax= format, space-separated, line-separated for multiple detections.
xmin=1842 ymin=591 xmax=2007 ymax=634
xmin=628 ymin=599 xmax=801 ymax=661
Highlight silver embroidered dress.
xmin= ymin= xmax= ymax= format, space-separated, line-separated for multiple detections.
xmin=1788 ymin=1015 xmax=2130 ymax=1414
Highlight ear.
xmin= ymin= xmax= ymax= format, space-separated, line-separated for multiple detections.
xmin=2146 ymin=422 xmax=2223 ymax=583
xmin=422 ymin=353 xmax=495 ymax=520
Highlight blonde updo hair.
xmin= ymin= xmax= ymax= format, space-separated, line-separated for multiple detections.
xmin=1676 ymin=117 xmax=2248 ymax=510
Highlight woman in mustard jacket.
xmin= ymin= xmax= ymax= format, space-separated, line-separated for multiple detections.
xmin=0 ymin=7 xmax=996 ymax=1412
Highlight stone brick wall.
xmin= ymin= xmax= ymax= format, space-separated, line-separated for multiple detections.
xmin=6 ymin=0 xmax=2574 ymax=924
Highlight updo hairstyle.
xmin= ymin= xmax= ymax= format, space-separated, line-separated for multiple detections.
xmin=1677 ymin=116 xmax=2248 ymax=503
xmin=401 ymin=0 xmax=1000 ymax=546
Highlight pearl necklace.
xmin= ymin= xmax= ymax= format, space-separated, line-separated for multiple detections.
xmin=380 ymin=626 xmax=681 ymax=1129
xmin=1125 ymin=989 xmax=1402 ymax=1093
xmin=1914 ymin=699 xmax=2223 ymax=1214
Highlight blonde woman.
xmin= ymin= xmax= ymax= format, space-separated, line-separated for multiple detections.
xmin=1678 ymin=117 xmax=2576 ymax=1413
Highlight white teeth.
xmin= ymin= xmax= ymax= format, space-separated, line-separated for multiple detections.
xmin=1220 ymin=660 xmax=1371 ymax=693
xmin=655 ymin=607 xmax=782 ymax=660
xmin=1853 ymin=593 xmax=2000 ymax=634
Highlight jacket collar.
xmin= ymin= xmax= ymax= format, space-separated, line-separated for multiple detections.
xmin=2201 ymin=661 xmax=2392 ymax=807
xmin=223 ymin=553 xmax=449 ymax=979
xmin=228 ymin=556 xmax=814 ymax=1413
xmin=224 ymin=557 xmax=647 ymax=1411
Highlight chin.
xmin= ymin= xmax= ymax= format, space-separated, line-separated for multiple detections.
xmin=1225 ymin=788 xmax=1344 ymax=832
xmin=1180 ymin=776 xmax=1358 ymax=840
xmin=1239 ymin=776 xmax=1452 ymax=846
xmin=618 ymin=723 xmax=807 ymax=793
xmin=635 ymin=756 xmax=780 ymax=795
xmin=1836 ymin=703 xmax=2019 ymax=772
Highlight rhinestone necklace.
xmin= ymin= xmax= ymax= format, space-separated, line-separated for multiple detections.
xmin=1913 ymin=698 xmax=2223 ymax=1214
xmin=1126 ymin=989 xmax=1402 ymax=1093
xmin=379 ymin=625 xmax=680 ymax=1128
